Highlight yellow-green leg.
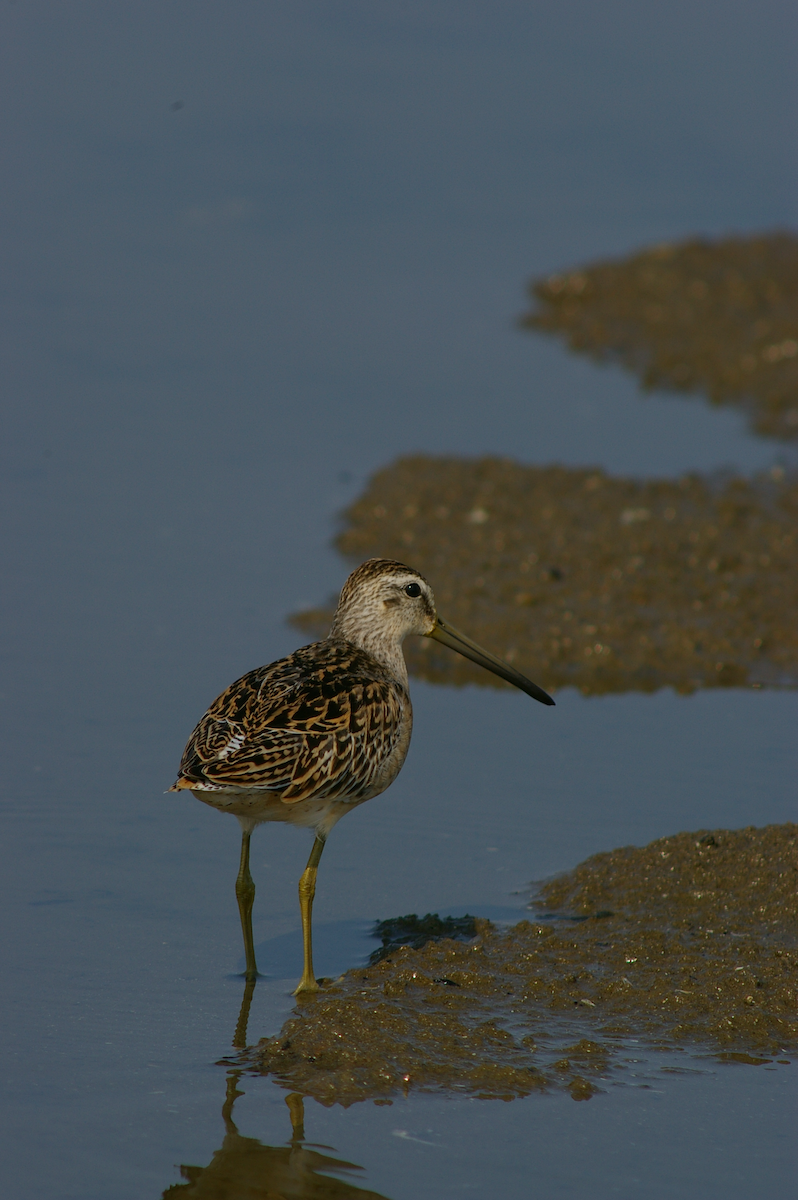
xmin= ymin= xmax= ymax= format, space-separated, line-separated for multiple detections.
xmin=294 ymin=834 xmax=326 ymax=995
xmin=235 ymin=826 xmax=258 ymax=982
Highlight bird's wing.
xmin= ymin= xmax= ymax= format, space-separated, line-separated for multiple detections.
xmin=175 ymin=643 xmax=407 ymax=803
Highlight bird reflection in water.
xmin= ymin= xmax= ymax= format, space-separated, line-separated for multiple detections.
xmin=162 ymin=1065 xmax=390 ymax=1200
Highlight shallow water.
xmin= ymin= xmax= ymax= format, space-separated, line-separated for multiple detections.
xmin=2 ymin=3 xmax=797 ymax=1197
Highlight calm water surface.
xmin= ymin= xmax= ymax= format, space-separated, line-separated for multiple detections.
xmin=2 ymin=3 xmax=796 ymax=1197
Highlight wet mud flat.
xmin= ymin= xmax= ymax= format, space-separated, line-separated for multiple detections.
xmin=291 ymin=455 xmax=798 ymax=695
xmin=519 ymin=232 xmax=798 ymax=441
xmin=249 ymin=824 xmax=798 ymax=1106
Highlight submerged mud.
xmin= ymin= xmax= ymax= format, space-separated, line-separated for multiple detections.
xmin=291 ymin=455 xmax=798 ymax=695
xmin=519 ymin=232 xmax=798 ymax=441
xmin=249 ymin=825 xmax=798 ymax=1106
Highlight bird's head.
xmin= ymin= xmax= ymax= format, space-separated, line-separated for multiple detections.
xmin=331 ymin=559 xmax=438 ymax=644
xmin=331 ymin=558 xmax=554 ymax=705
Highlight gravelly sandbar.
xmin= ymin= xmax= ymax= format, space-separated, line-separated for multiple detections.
xmin=292 ymin=455 xmax=798 ymax=696
xmin=248 ymin=824 xmax=798 ymax=1106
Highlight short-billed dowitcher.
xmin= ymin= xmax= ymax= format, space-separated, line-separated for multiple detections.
xmin=171 ymin=559 xmax=554 ymax=994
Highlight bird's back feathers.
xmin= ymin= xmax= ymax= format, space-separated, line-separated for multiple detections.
xmin=174 ymin=639 xmax=409 ymax=804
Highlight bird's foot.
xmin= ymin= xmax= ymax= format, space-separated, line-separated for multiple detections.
xmin=293 ymin=974 xmax=321 ymax=997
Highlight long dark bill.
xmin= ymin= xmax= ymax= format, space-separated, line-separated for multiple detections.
xmin=426 ymin=617 xmax=555 ymax=706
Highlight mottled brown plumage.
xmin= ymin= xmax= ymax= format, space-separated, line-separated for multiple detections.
xmin=171 ymin=558 xmax=553 ymax=994
xmin=175 ymin=641 xmax=409 ymax=810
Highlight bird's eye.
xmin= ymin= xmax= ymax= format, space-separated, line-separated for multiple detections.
xmin=404 ymin=582 xmax=422 ymax=598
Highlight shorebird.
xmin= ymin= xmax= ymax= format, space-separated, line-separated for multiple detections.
xmin=171 ymin=559 xmax=554 ymax=994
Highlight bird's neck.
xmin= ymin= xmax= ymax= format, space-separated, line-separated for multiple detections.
xmin=329 ymin=613 xmax=410 ymax=690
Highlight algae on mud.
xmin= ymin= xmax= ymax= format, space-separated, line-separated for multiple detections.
xmin=369 ymin=913 xmax=478 ymax=965
xmin=248 ymin=825 xmax=798 ymax=1107
xmin=291 ymin=455 xmax=798 ymax=696
xmin=519 ymin=232 xmax=798 ymax=441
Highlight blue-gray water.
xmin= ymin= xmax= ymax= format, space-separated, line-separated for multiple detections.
xmin=2 ymin=3 xmax=796 ymax=1197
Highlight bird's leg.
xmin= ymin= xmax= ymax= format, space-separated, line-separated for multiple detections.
xmin=294 ymin=834 xmax=326 ymax=995
xmin=235 ymin=826 xmax=258 ymax=982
